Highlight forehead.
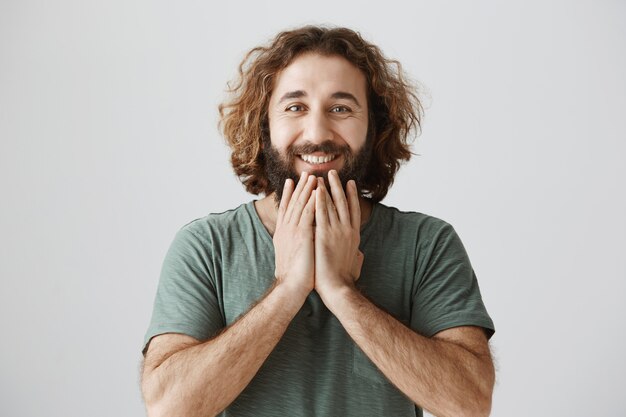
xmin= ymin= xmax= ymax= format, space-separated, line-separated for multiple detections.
xmin=271 ymin=53 xmax=367 ymax=103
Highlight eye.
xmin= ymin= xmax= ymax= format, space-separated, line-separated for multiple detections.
xmin=331 ymin=106 xmax=351 ymax=113
xmin=286 ymin=104 xmax=304 ymax=112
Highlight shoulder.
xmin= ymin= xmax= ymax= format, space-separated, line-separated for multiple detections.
xmin=371 ymin=202 xmax=457 ymax=245
xmin=177 ymin=202 xmax=256 ymax=242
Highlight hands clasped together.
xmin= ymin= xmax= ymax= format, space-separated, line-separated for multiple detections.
xmin=272 ymin=170 xmax=364 ymax=305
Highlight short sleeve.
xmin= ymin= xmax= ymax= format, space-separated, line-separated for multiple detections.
xmin=142 ymin=227 xmax=225 ymax=354
xmin=411 ymin=222 xmax=495 ymax=339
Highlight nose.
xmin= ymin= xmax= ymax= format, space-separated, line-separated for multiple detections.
xmin=303 ymin=109 xmax=334 ymax=145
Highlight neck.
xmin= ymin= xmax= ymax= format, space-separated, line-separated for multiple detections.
xmin=254 ymin=193 xmax=374 ymax=237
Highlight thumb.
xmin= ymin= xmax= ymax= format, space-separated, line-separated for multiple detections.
xmin=351 ymin=250 xmax=364 ymax=281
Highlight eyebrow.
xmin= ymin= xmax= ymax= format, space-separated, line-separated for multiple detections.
xmin=330 ymin=91 xmax=361 ymax=107
xmin=278 ymin=90 xmax=362 ymax=107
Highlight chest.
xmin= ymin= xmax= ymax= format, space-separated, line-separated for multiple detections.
xmin=214 ymin=240 xmax=416 ymax=327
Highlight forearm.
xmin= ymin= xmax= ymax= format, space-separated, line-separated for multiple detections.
xmin=327 ymin=288 xmax=494 ymax=417
xmin=143 ymin=282 xmax=307 ymax=417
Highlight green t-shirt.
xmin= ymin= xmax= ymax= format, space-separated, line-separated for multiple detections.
xmin=143 ymin=201 xmax=495 ymax=417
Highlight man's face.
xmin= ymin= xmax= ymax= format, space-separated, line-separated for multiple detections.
xmin=264 ymin=53 xmax=371 ymax=202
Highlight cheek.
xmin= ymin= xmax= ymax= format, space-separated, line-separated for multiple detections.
xmin=340 ymin=121 xmax=368 ymax=150
xmin=268 ymin=118 xmax=298 ymax=149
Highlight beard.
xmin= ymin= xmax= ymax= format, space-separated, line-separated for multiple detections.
xmin=262 ymin=133 xmax=373 ymax=205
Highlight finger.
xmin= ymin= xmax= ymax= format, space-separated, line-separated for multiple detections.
xmin=328 ymin=170 xmax=350 ymax=225
xmin=319 ymin=177 xmax=339 ymax=226
xmin=347 ymin=180 xmax=361 ymax=230
xmin=315 ymin=177 xmax=329 ymax=227
xmin=290 ymin=174 xmax=317 ymax=223
xmin=299 ymin=188 xmax=316 ymax=227
xmin=285 ymin=171 xmax=308 ymax=223
xmin=276 ymin=178 xmax=294 ymax=225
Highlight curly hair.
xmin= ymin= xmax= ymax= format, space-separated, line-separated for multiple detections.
xmin=218 ymin=25 xmax=423 ymax=203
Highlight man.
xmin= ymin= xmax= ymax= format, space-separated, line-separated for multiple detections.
xmin=141 ymin=26 xmax=495 ymax=417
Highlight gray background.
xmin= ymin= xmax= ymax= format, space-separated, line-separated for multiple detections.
xmin=1 ymin=0 xmax=625 ymax=416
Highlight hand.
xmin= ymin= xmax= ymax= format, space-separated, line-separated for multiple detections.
xmin=313 ymin=170 xmax=363 ymax=304
xmin=273 ymin=172 xmax=317 ymax=299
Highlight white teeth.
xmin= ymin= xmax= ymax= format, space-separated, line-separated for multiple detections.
xmin=300 ymin=154 xmax=336 ymax=164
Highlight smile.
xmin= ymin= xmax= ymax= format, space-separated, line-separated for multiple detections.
xmin=299 ymin=154 xmax=337 ymax=165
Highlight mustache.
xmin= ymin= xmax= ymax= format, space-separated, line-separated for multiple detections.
xmin=286 ymin=140 xmax=352 ymax=157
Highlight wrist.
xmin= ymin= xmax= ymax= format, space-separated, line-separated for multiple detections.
xmin=318 ymin=283 xmax=359 ymax=313
xmin=272 ymin=280 xmax=311 ymax=309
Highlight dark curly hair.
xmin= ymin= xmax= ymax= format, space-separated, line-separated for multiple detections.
xmin=218 ymin=25 xmax=423 ymax=202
